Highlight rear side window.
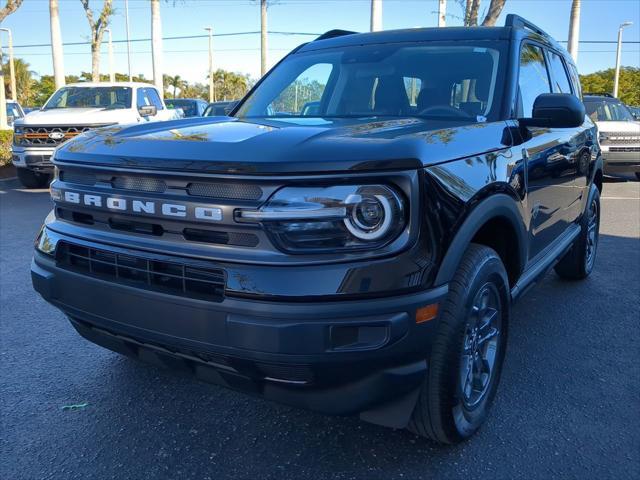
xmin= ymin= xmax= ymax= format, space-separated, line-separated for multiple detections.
xmin=518 ymin=44 xmax=551 ymax=117
xmin=547 ymin=51 xmax=572 ymax=94
xmin=566 ymin=63 xmax=582 ymax=98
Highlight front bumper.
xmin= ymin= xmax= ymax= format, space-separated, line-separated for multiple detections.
xmin=32 ymin=235 xmax=447 ymax=424
xmin=600 ymin=145 xmax=640 ymax=176
xmin=12 ymin=146 xmax=56 ymax=172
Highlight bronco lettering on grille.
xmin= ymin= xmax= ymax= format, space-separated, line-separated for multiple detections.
xmin=52 ymin=189 xmax=223 ymax=222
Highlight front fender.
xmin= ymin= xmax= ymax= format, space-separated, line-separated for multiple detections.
xmin=434 ymin=193 xmax=528 ymax=286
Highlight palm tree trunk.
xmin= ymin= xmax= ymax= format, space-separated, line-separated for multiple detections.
xmin=438 ymin=0 xmax=446 ymax=27
xmin=567 ymin=0 xmax=581 ymax=62
xmin=91 ymin=40 xmax=100 ymax=82
xmin=260 ymin=0 xmax=268 ymax=76
xmin=49 ymin=0 xmax=65 ymax=89
xmin=151 ymin=0 xmax=163 ymax=98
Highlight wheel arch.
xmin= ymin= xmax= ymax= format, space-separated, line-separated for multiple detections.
xmin=434 ymin=194 xmax=528 ymax=288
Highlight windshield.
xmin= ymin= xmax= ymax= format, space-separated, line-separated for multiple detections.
xmin=236 ymin=41 xmax=506 ymax=123
xmin=166 ymin=99 xmax=197 ymax=116
xmin=44 ymin=86 xmax=132 ymax=110
xmin=584 ymin=99 xmax=635 ymax=122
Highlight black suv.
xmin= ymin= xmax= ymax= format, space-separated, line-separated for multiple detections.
xmin=32 ymin=15 xmax=602 ymax=444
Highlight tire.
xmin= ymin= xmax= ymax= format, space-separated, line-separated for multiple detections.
xmin=17 ymin=168 xmax=51 ymax=189
xmin=408 ymin=244 xmax=510 ymax=444
xmin=554 ymin=187 xmax=600 ymax=280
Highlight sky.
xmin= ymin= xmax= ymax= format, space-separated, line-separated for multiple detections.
xmin=1 ymin=0 xmax=639 ymax=84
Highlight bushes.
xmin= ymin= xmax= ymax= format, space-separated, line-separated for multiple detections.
xmin=0 ymin=130 xmax=13 ymax=167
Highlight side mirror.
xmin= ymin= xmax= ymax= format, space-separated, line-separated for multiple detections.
xmin=520 ymin=93 xmax=585 ymax=128
xmin=138 ymin=105 xmax=157 ymax=118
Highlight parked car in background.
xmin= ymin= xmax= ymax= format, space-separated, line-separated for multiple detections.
xmin=165 ymin=98 xmax=209 ymax=117
xmin=12 ymin=82 xmax=180 ymax=188
xmin=6 ymin=100 xmax=25 ymax=128
xmin=204 ymin=100 xmax=238 ymax=116
xmin=584 ymin=93 xmax=640 ymax=180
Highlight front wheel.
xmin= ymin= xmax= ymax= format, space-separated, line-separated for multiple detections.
xmin=554 ymin=187 xmax=600 ymax=280
xmin=408 ymin=244 xmax=510 ymax=444
xmin=17 ymin=168 xmax=51 ymax=189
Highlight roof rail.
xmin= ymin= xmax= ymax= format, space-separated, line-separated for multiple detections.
xmin=315 ymin=29 xmax=357 ymax=41
xmin=505 ymin=14 xmax=552 ymax=40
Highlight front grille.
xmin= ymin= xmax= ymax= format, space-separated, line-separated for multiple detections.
xmin=112 ymin=176 xmax=167 ymax=193
xmin=57 ymin=242 xmax=226 ymax=302
xmin=16 ymin=126 xmax=101 ymax=147
xmin=609 ymin=146 xmax=640 ymax=152
xmin=187 ymin=182 xmax=263 ymax=200
xmin=601 ymin=133 xmax=640 ymax=145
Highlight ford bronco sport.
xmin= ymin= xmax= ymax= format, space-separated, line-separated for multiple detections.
xmin=32 ymin=15 xmax=602 ymax=444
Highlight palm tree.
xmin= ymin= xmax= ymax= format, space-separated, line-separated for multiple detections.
xmin=80 ymin=0 xmax=114 ymax=82
xmin=151 ymin=0 xmax=163 ymax=97
xmin=567 ymin=0 xmax=581 ymax=62
xmin=168 ymin=75 xmax=185 ymax=98
xmin=49 ymin=0 xmax=65 ymax=89
xmin=462 ymin=0 xmax=506 ymax=27
xmin=2 ymin=57 xmax=35 ymax=105
xmin=0 ymin=0 xmax=23 ymax=23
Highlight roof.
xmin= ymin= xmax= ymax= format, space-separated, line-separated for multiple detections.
xmin=64 ymin=82 xmax=157 ymax=89
xmin=299 ymin=26 xmax=511 ymax=53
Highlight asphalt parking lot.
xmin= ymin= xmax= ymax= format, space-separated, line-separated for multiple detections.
xmin=1 ymin=177 xmax=639 ymax=480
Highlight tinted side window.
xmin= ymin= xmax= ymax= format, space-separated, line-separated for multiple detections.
xmin=547 ymin=51 xmax=572 ymax=94
xmin=145 ymin=88 xmax=164 ymax=110
xmin=567 ymin=63 xmax=582 ymax=98
xmin=518 ymin=44 xmax=551 ymax=117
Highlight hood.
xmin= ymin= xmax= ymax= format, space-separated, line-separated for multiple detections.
xmin=594 ymin=120 xmax=640 ymax=134
xmin=17 ymin=107 xmax=139 ymax=126
xmin=54 ymin=116 xmax=511 ymax=175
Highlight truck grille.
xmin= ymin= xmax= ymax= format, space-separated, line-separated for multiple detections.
xmin=56 ymin=242 xmax=226 ymax=302
xmin=600 ymin=133 xmax=640 ymax=146
xmin=17 ymin=125 xmax=105 ymax=147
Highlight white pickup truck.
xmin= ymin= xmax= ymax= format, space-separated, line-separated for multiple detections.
xmin=12 ymin=82 xmax=179 ymax=188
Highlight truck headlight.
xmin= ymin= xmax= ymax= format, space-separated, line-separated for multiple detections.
xmin=238 ymin=184 xmax=406 ymax=253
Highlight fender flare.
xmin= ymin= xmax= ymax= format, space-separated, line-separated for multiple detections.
xmin=434 ymin=193 xmax=528 ymax=286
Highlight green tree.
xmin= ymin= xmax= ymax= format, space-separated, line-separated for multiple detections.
xmin=580 ymin=67 xmax=640 ymax=106
xmin=3 ymin=57 xmax=35 ymax=106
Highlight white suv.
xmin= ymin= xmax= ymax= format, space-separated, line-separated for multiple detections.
xmin=12 ymin=82 xmax=179 ymax=188
xmin=584 ymin=94 xmax=640 ymax=180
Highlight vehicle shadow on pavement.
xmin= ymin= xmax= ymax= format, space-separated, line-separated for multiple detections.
xmin=76 ymin=233 xmax=639 ymax=479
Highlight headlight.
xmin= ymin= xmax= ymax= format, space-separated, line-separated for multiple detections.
xmin=13 ymin=126 xmax=24 ymax=145
xmin=238 ymin=184 xmax=406 ymax=253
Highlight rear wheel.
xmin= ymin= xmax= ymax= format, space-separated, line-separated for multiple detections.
xmin=554 ymin=187 xmax=600 ymax=280
xmin=17 ymin=168 xmax=51 ymax=189
xmin=408 ymin=244 xmax=509 ymax=444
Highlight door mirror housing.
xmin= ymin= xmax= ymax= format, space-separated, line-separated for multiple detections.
xmin=520 ymin=93 xmax=585 ymax=128
xmin=138 ymin=105 xmax=157 ymax=118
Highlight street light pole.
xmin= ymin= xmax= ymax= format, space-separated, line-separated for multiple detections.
xmin=104 ymin=28 xmax=115 ymax=83
xmin=613 ymin=21 xmax=632 ymax=98
xmin=124 ymin=0 xmax=132 ymax=81
xmin=0 ymin=28 xmax=16 ymax=102
xmin=205 ymin=27 xmax=214 ymax=102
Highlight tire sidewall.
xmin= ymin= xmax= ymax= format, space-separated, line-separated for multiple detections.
xmin=583 ymin=186 xmax=601 ymax=275
xmin=449 ymin=253 xmax=510 ymax=439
